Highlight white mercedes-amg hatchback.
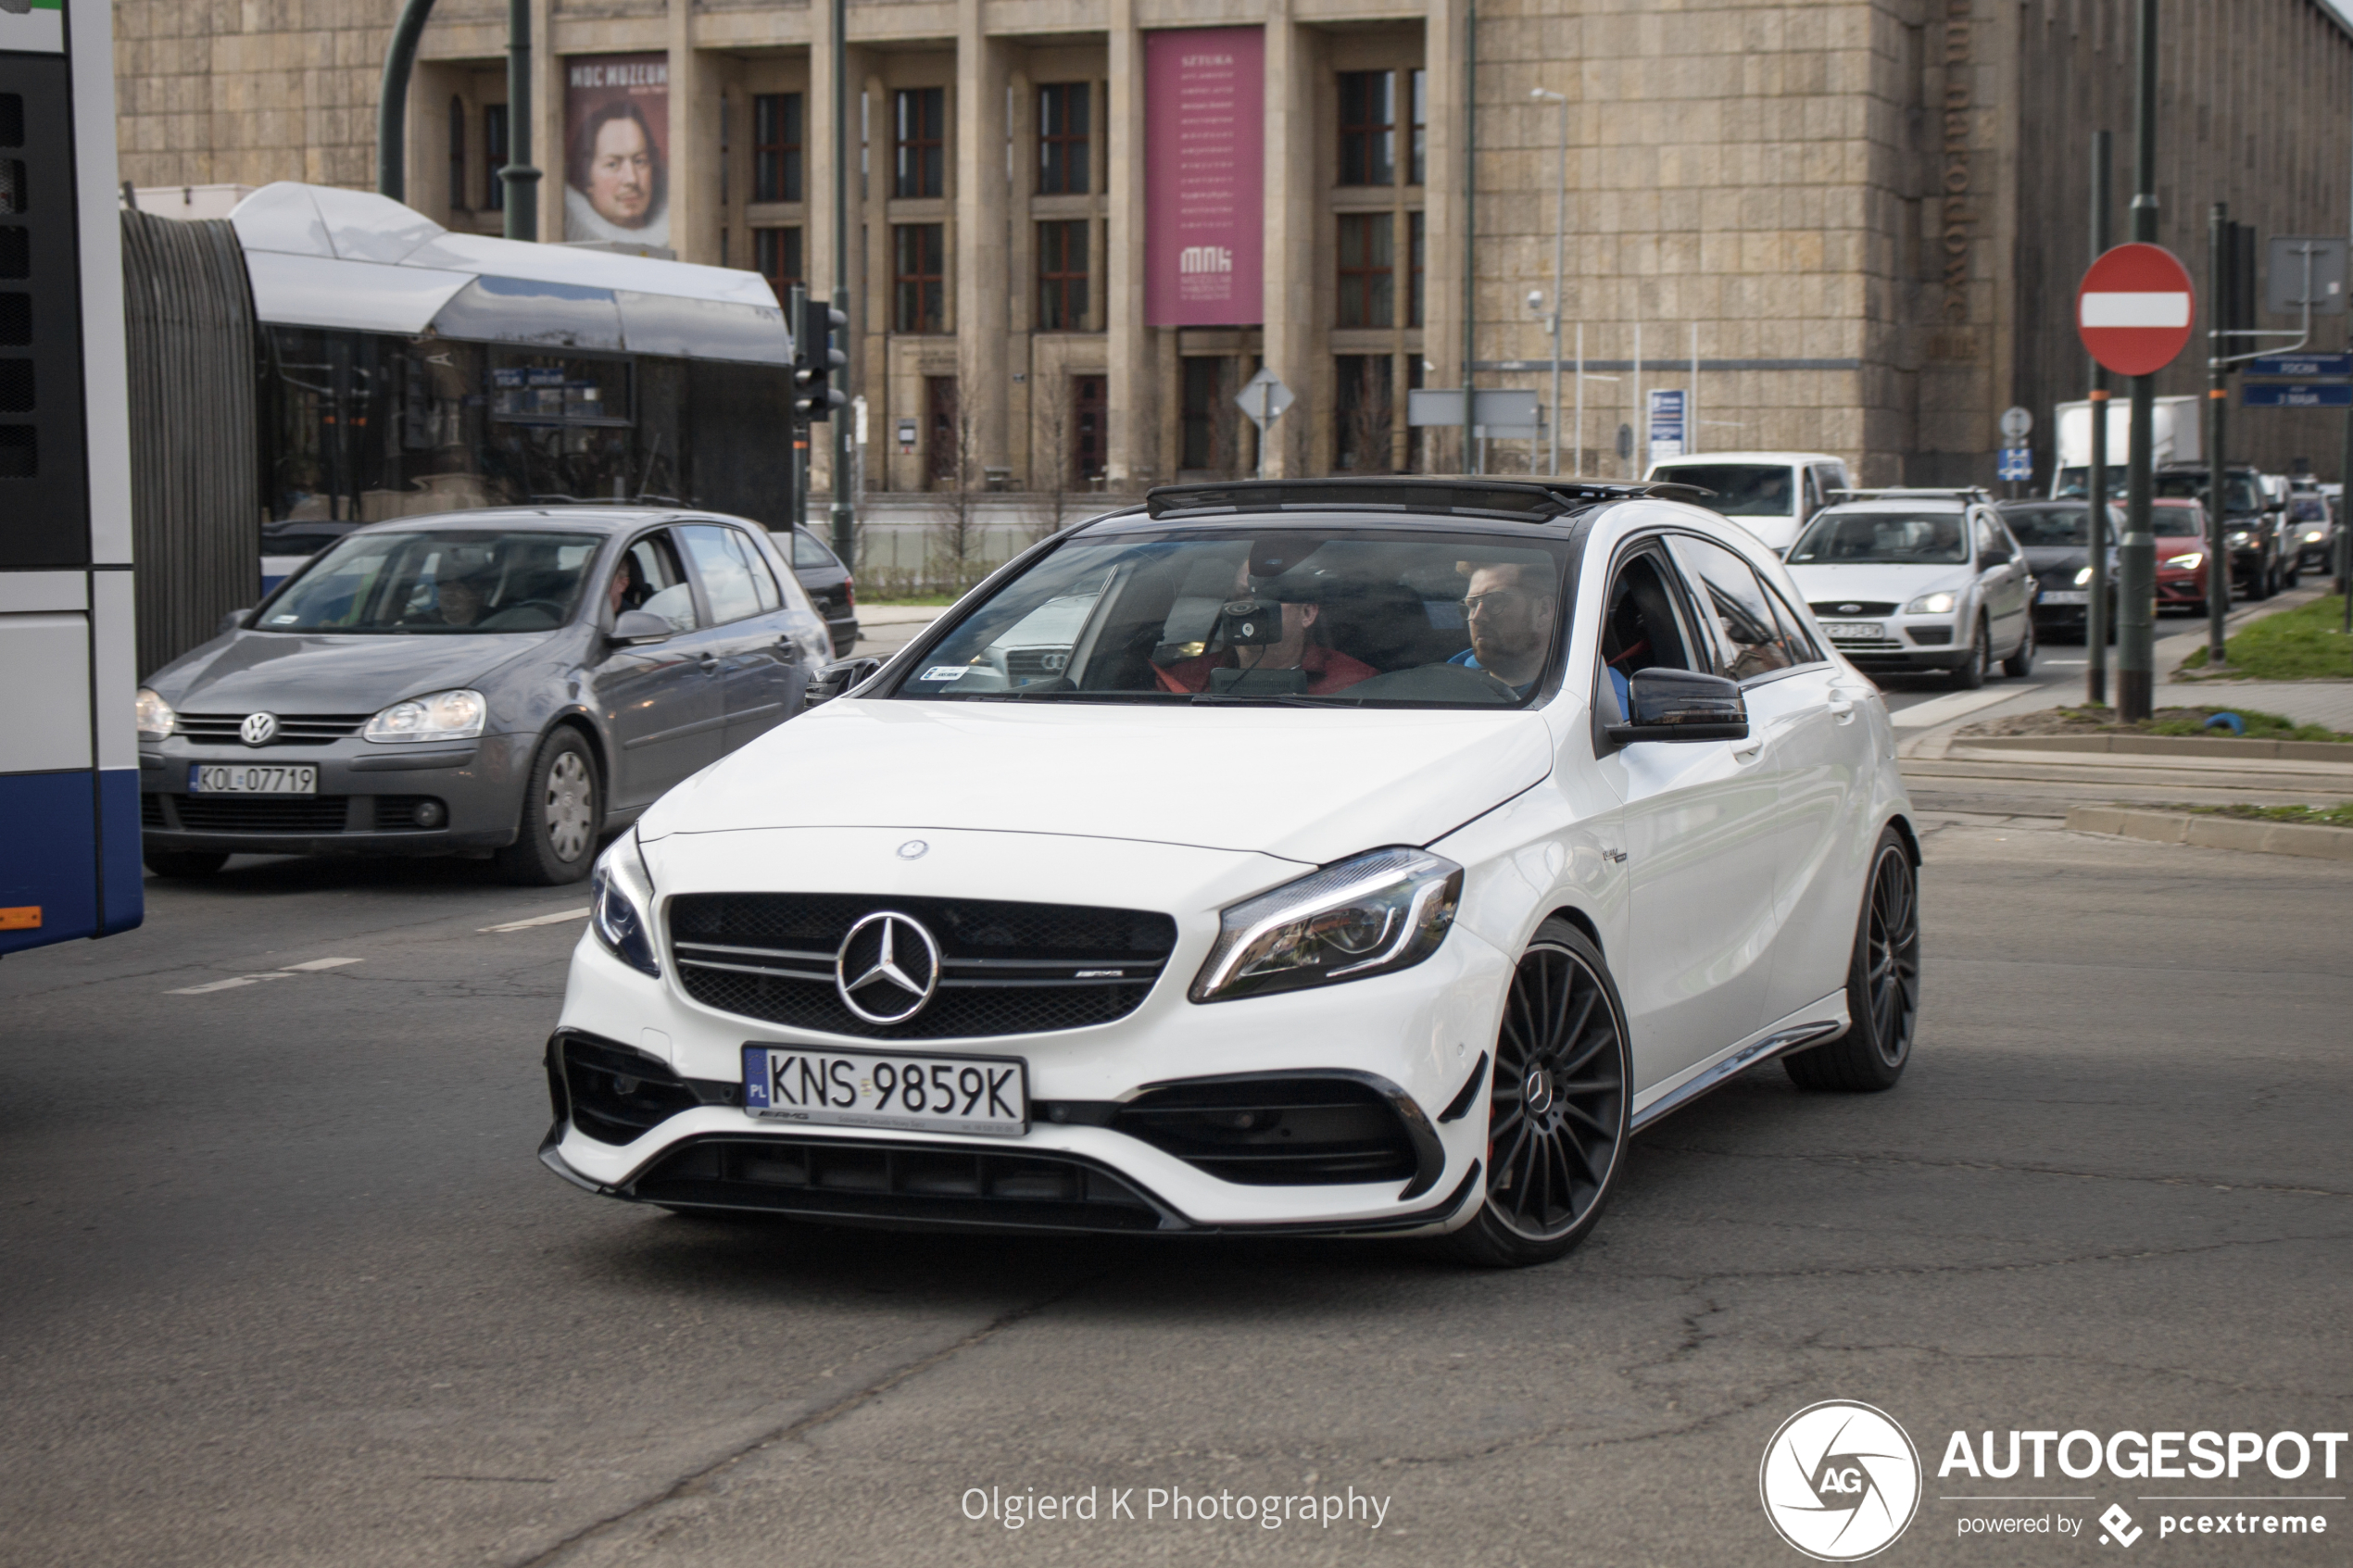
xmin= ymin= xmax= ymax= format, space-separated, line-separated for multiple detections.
xmin=540 ymin=478 xmax=1919 ymax=1266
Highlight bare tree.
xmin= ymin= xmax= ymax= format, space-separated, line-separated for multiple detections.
xmin=926 ymin=404 xmax=986 ymax=596
xmin=1031 ymin=375 xmax=1076 ymax=545
xmin=1205 ymin=358 xmax=1241 ymax=479
xmin=1340 ymin=360 xmax=1395 ymax=475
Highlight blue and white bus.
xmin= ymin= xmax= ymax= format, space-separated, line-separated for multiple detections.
xmin=1 ymin=0 xmax=143 ymax=958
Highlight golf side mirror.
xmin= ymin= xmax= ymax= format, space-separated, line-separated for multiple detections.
xmin=609 ymin=609 xmax=673 ymax=646
xmin=1605 ymin=669 xmax=1749 ymax=746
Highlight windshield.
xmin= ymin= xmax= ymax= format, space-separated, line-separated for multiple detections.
xmin=2001 ymin=508 xmax=2091 ymax=546
xmin=1787 ymin=511 xmax=1969 ymax=565
xmin=891 ymin=527 xmax=1574 ymax=707
xmin=2155 ymin=472 xmax=2262 ymax=514
xmin=2153 ymin=506 xmax=2205 ymax=540
xmin=1651 ymin=463 xmax=1793 ymax=518
xmin=258 ymin=529 xmax=602 ymax=634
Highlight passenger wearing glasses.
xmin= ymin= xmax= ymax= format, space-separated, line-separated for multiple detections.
xmin=1446 ymin=562 xmax=1558 ymax=697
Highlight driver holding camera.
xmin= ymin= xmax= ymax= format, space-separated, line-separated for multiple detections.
xmin=1152 ymin=567 xmax=1376 ymax=696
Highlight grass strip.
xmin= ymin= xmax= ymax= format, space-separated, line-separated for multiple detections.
xmin=1962 ymin=703 xmax=2353 ymax=744
xmin=2176 ymin=595 xmax=2353 ymax=680
xmin=2154 ymin=800 xmax=2353 ymax=826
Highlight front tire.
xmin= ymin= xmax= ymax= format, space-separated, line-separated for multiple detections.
xmin=2001 ymin=616 xmax=2035 ymax=678
xmin=495 ymin=728 xmax=602 ymax=885
xmin=1948 ymin=619 xmax=1989 ymax=689
xmin=1451 ymin=919 xmax=1631 ymax=1268
xmin=144 ymin=850 xmax=229 ymax=878
xmin=1785 ymin=828 xmax=1920 ymax=1092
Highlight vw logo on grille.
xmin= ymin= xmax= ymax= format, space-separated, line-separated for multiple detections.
xmin=836 ymin=911 xmax=941 ymax=1024
xmin=239 ymin=711 xmax=279 ymax=746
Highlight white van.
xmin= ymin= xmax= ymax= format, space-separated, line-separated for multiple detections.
xmin=1643 ymin=451 xmax=1854 ymax=555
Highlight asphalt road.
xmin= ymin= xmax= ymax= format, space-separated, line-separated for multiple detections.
xmin=2 ymin=818 xmax=2347 ymax=1567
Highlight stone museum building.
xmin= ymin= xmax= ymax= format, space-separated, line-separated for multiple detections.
xmin=112 ymin=0 xmax=2353 ymax=493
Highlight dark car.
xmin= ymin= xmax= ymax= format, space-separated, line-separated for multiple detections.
xmin=134 ymin=508 xmax=837 ymax=884
xmin=785 ymin=527 xmax=861 ymax=656
xmin=1997 ymin=499 xmax=2122 ymax=641
xmin=2156 ymin=464 xmax=2282 ymax=597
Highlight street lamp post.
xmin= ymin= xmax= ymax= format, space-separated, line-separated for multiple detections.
xmin=1531 ymin=87 xmax=1567 ymax=476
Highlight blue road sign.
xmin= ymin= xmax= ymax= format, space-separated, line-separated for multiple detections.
xmin=2246 ymin=352 xmax=2353 ymax=378
xmin=1996 ymin=445 xmax=2032 ymax=482
xmin=2242 ymin=383 xmax=2353 ymax=408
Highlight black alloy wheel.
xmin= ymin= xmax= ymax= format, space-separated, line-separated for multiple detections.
xmin=1452 ymin=918 xmax=1630 ymax=1267
xmin=1786 ymin=827 xmax=1921 ymax=1092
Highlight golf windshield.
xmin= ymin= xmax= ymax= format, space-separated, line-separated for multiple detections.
xmin=1652 ymin=464 xmax=1793 ymax=518
xmin=890 ymin=527 xmax=1573 ymax=706
xmin=258 ymin=530 xmax=603 ymax=633
xmin=1787 ymin=512 xmax=1969 ymax=565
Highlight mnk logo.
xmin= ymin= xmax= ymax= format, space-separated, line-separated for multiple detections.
xmin=1762 ymin=1401 xmax=1924 ymax=1561
xmin=2099 ymin=1504 xmax=2144 ymax=1547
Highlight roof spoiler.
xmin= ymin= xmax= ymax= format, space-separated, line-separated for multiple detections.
xmin=1824 ymin=486 xmax=1993 ymax=504
xmin=1142 ymin=475 xmax=1715 ymax=521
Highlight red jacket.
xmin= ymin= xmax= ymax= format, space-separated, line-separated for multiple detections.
xmin=1153 ymin=644 xmax=1378 ymax=696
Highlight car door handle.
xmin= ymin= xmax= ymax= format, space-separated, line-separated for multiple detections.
xmin=1731 ymin=737 xmax=1764 ymax=761
xmin=1827 ymin=695 xmax=1856 ymax=721
xmin=698 ymin=654 xmax=722 ymax=673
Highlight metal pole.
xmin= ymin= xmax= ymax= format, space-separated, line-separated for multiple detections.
xmin=1629 ymin=321 xmax=1642 ymax=481
xmin=1573 ymin=322 xmax=1584 ymax=477
xmin=2086 ymin=130 xmax=2111 ymax=705
xmin=786 ymin=283 xmax=808 ymax=535
xmin=375 ymin=0 xmax=439 ymax=201
xmin=829 ymin=0 xmax=856 ymax=564
xmin=2117 ymin=0 xmax=2159 ymax=722
xmin=1542 ymin=89 xmax=1566 ymax=475
xmin=1689 ymin=321 xmax=1699 ymax=457
xmin=1460 ymin=0 xmax=1477 ymax=477
xmin=499 ymin=0 xmax=541 ymax=241
xmin=2206 ymin=204 xmax=2233 ymax=667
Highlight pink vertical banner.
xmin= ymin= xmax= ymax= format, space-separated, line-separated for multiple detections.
xmin=1145 ymin=28 xmax=1265 ymax=326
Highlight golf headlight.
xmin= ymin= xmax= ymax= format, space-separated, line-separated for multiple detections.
xmin=2072 ymin=566 xmax=2095 ymax=586
xmin=2227 ymin=530 xmax=2251 ymax=546
xmin=590 ymin=837 xmax=660 ymax=977
xmin=1904 ymin=591 xmax=1957 ymax=615
xmin=134 ymin=687 xmax=176 ymax=740
xmin=1190 ymin=847 xmax=1463 ymax=1003
xmin=363 ymin=688 xmax=487 ymax=743
xmin=2165 ymin=551 xmax=2204 ymax=570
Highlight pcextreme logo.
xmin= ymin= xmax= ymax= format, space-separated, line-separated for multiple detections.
xmin=1761 ymin=1401 xmax=1925 ymax=1562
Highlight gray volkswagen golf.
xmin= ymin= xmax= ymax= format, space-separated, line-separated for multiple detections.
xmin=135 ymin=508 xmax=834 ymax=884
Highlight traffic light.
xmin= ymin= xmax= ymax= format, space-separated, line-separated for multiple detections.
xmin=795 ymin=295 xmax=849 ymax=422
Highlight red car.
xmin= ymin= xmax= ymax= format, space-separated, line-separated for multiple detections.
xmin=2154 ymin=497 xmax=2210 ymax=612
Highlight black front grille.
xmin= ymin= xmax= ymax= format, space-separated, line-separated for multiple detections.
xmin=628 ymin=1135 xmax=1174 ymax=1230
xmin=669 ymin=893 xmax=1178 ymax=1040
xmin=170 ymin=795 xmax=353 ymax=833
xmin=1112 ymin=1076 xmax=1421 ymax=1185
xmin=140 ymin=793 xmax=167 ymax=829
xmin=1809 ymin=600 xmax=1898 ymax=618
xmin=175 ymin=713 xmax=369 ymax=746
xmin=1003 ymin=646 xmax=1072 ymax=681
xmin=556 ymin=1033 xmax=727 ymax=1146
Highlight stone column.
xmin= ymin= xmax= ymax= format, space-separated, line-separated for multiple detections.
xmin=533 ymin=0 xmax=560 ymax=245
xmin=1260 ymin=6 xmax=1315 ymax=477
xmin=667 ymin=6 xmax=715 ymax=263
xmin=953 ymin=8 xmax=1010 ymax=484
xmin=1420 ymin=0 xmax=1459 ymax=475
xmin=1105 ymin=0 xmax=1154 ymax=486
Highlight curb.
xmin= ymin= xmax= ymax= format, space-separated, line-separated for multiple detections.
xmin=1962 ymin=734 xmax=2353 ymax=763
xmin=2063 ymin=805 xmax=2353 ymax=861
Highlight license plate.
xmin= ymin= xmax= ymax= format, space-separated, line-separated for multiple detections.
xmin=742 ymin=1045 xmax=1027 ymax=1137
xmin=2038 ymin=590 xmax=2089 ymax=605
xmin=188 ymin=763 xmax=318 ymax=795
xmin=1821 ymin=621 xmax=1884 ymax=640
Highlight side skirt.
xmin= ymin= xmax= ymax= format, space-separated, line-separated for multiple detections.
xmin=1629 ymin=993 xmax=1850 ymax=1132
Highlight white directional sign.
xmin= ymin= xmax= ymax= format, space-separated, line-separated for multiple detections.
xmin=1999 ymin=405 xmax=2032 ymax=441
xmin=1236 ymin=368 xmax=1294 ymax=432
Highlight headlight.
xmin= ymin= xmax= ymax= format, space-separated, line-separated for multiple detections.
xmin=1903 ymin=591 xmax=1957 ymax=615
xmin=133 ymin=687 xmax=176 ymax=740
xmin=2165 ymin=551 xmax=2204 ymax=570
xmin=2303 ymin=528 xmax=2329 ymax=543
xmin=2072 ymin=565 xmax=2095 ymax=586
xmin=1190 ymin=847 xmax=1463 ymax=1003
xmin=2227 ymin=530 xmax=2251 ymax=546
xmin=363 ymin=688 xmax=486 ymax=744
xmin=590 ymin=836 xmax=660 ymax=977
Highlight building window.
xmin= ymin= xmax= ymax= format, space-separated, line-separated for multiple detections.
xmin=1409 ymin=69 xmax=1427 ymax=185
xmin=1036 ymin=220 xmax=1089 ymax=331
xmin=1335 ymin=355 xmax=1395 ymax=473
xmin=448 ymin=97 xmax=468 ymax=211
xmin=1072 ymin=374 xmax=1107 ymax=484
xmin=756 ymin=228 xmax=802 ymax=303
xmin=1337 ymin=212 xmax=1394 ymax=329
xmin=894 ymin=222 xmax=946 ymax=332
xmin=1339 ymin=71 xmax=1396 ymax=187
xmin=895 ymin=87 xmax=946 ymax=199
xmin=1180 ymin=358 xmax=1240 ymax=474
xmin=754 ymin=93 xmax=803 ymax=204
xmin=484 ymin=103 xmax=509 ymax=211
xmin=1408 ymin=210 xmax=1425 ymax=327
xmin=1038 ymin=82 xmax=1089 ymax=194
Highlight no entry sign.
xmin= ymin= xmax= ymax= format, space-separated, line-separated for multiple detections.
xmin=2077 ymin=243 xmax=2196 ymax=376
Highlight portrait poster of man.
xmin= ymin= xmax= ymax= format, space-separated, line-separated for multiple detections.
xmin=563 ymin=54 xmax=671 ymax=247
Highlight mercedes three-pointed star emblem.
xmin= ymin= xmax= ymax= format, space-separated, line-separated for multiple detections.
xmin=835 ymin=910 xmax=942 ymax=1024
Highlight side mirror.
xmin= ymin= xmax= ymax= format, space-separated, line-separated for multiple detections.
xmin=1605 ymin=669 xmax=1749 ymax=746
xmin=218 ymin=608 xmax=252 ymax=635
xmin=608 ymin=609 xmax=673 ymax=646
xmin=807 ymin=656 xmax=885 ymax=706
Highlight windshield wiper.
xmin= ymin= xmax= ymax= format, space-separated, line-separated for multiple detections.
xmin=1188 ymin=692 xmax=1364 ymax=708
